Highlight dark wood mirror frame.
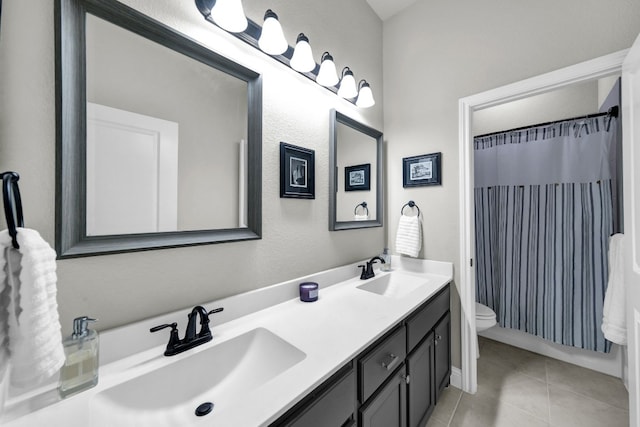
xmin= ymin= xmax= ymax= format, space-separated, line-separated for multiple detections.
xmin=55 ymin=0 xmax=262 ymax=258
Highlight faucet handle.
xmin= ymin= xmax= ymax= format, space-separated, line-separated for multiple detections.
xmin=150 ymin=322 xmax=178 ymax=333
xmin=208 ymin=307 xmax=224 ymax=316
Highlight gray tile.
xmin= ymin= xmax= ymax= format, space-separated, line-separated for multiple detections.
xmin=546 ymin=358 xmax=628 ymax=410
xmin=548 ymin=385 xmax=629 ymax=427
xmin=476 ymin=357 xmax=549 ymax=420
xmin=450 ymin=392 xmax=549 ymax=427
xmin=479 ymin=338 xmax=548 ymax=381
xmin=426 ymin=416 xmax=449 ymax=427
xmin=431 ymin=385 xmax=462 ymax=424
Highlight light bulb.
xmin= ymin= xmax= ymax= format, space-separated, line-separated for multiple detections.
xmin=338 ymin=67 xmax=358 ymax=99
xmin=316 ymin=52 xmax=339 ymax=87
xmin=211 ymin=0 xmax=248 ymax=33
xmin=356 ymin=80 xmax=375 ymax=108
xmin=258 ymin=10 xmax=287 ymax=55
xmin=290 ymin=33 xmax=315 ymax=73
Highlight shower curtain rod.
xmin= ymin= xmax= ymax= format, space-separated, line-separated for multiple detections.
xmin=474 ymin=105 xmax=619 ymax=139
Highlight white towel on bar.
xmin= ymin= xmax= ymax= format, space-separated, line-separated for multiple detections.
xmin=395 ymin=214 xmax=422 ymax=258
xmin=0 ymin=228 xmax=65 ymax=389
xmin=602 ymin=233 xmax=627 ymax=345
xmin=354 ymin=214 xmax=369 ymax=221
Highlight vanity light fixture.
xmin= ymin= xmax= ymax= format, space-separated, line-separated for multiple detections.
xmin=316 ymin=52 xmax=339 ymax=87
xmin=258 ymin=10 xmax=288 ymax=55
xmin=356 ymin=80 xmax=375 ymax=108
xmin=195 ymin=2 xmax=375 ymax=108
xmin=210 ymin=0 xmax=248 ymax=33
xmin=337 ymin=67 xmax=358 ymax=99
xmin=290 ymin=33 xmax=316 ymax=73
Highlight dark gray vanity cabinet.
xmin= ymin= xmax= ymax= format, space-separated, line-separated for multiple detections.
xmin=270 ymin=283 xmax=451 ymax=427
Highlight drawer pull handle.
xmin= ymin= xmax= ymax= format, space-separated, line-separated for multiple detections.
xmin=381 ymin=353 xmax=400 ymax=371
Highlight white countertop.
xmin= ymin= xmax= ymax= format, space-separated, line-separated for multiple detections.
xmin=2 ymin=257 xmax=452 ymax=427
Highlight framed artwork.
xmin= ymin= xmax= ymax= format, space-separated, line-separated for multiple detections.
xmin=344 ymin=163 xmax=370 ymax=192
xmin=280 ymin=142 xmax=315 ymax=199
xmin=402 ymin=152 xmax=442 ymax=187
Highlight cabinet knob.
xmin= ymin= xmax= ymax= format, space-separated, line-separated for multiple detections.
xmin=401 ymin=374 xmax=410 ymax=384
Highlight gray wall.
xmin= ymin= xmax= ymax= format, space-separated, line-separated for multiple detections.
xmin=0 ymin=0 xmax=383 ymax=334
xmin=383 ymin=0 xmax=640 ymax=369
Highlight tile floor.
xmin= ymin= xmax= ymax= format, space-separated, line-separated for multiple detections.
xmin=426 ymin=336 xmax=629 ymax=427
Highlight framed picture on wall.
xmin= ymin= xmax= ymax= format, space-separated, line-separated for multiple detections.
xmin=280 ymin=142 xmax=315 ymax=199
xmin=402 ymin=152 xmax=442 ymax=187
xmin=345 ymin=163 xmax=370 ymax=191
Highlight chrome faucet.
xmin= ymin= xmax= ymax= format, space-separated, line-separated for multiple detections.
xmin=150 ymin=305 xmax=224 ymax=356
xmin=358 ymin=256 xmax=386 ymax=280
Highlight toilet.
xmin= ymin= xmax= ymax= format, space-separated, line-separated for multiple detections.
xmin=475 ymin=302 xmax=497 ymax=332
xmin=475 ymin=302 xmax=497 ymax=357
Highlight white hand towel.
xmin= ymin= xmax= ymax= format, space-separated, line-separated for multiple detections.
xmin=354 ymin=214 xmax=369 ymax=221
xmin=395 ymin=214 xmax=422 ymax=258
xmin=0 ymin=228 xmax=65 ymax=389
xmin=602 ymin=233 xmax=627 ymax=345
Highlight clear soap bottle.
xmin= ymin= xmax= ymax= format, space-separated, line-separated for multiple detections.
xmin=59 ymin=316 xmax=99 ymax=398
xmin=381 ymin=247 xmax=391 ymax=271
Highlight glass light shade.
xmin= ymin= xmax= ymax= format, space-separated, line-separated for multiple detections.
xmin=338 ymin=68 xmax=358 ymax=99
xmin=210 ymin=0 xmax=248 ymax=33
xmin=356 ymin=81 xmax=375 ymax=108
xmin=258 ymin=10 xmax=287 ymax=55
xmin=290 ymin=33 xmax=315 ymax=73
xmin=316 ymin=52 xmax=339 ymax=87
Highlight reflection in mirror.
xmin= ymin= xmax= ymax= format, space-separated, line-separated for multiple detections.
xmin=329 ymin=110 xmax=383 ymax=231
xmin=55 ymin=0 xmax=262 ymax=258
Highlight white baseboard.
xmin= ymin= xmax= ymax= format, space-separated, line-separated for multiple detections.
xmin=449 ymin=366 xmax=462 ymax=389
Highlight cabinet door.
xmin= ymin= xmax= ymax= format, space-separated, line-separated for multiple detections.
xmin=407 ymin=332 xmax=435 ymax=427
xmin=434 ymin=312 xmax=451 ymax=400
xmin=360 ymin=367 xmax=407 ymax=427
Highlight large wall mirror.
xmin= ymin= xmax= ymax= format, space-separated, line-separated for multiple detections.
xmin=55 ymin=0 xmax=262 ymax=258
xmin=329 ymin=110 xmax=383 ymax=231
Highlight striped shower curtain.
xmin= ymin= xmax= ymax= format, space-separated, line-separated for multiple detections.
xmin=474 ymin=116 xmax=617 ymax=353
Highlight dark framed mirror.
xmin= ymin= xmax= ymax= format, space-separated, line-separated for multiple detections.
xmin=55 ymin=0 xmax=262 ymax=258
xmin=329 ymin=110 xmax=383 ymax=231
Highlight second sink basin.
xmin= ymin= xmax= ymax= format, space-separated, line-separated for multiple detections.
xmin=357 ymin=271 xmax=429 ymax=298
xmin=90 ymin=327 xmax=305 ymax=426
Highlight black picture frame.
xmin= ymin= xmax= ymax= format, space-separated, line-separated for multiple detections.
xmin=280 ymin=142 xmax=315 ymax=199
xmin=344 ymin=163 xmax=370 ymax=192
xmin=402 ymin=152 xmax=442 ymax=187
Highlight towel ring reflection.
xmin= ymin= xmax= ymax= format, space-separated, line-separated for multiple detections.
xmin=401 ymin=200 xmax=420 ymax=217
xmin=354 ymin=201 xmax=369 ymax=216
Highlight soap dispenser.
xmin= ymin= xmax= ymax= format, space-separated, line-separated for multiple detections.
xmin=59 ymin=316 xmax=99 ymax=398
xmin=381 ymin=247 xmax=391 ymax=271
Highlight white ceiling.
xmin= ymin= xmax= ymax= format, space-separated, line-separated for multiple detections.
xmin=365 ymin=0 xmax=418 ymax=21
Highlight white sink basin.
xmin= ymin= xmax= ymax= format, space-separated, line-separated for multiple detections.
xmin=357 ymin=271 xmax=429 ymax=298
xmin=90 ymin=328 xmax=305 ymax=426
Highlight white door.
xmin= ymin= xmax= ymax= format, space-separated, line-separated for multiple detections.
xmin=86 ymin=103 xmax=179 ymax=236
xmin=622 ymin=32 xmax=640 ymax=427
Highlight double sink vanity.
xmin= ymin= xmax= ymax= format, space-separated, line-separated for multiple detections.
xmin=3 ymin=257 xmax=452 ymax=427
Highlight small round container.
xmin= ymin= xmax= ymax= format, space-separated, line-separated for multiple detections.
xmin=299 ymin=282 xmax=319 ymax=302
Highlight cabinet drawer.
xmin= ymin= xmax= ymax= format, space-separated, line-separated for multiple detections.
xmin=278 ymin=365 xmax=355 ymax=427
xmin=358 ymin=325 xmax=406 ymax=403
xmin=406 ymin=284 xmax=450 ymax=353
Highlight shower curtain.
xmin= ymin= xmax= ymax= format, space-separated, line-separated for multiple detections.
xmin=474 ymin=116 xmax=618 ymax=353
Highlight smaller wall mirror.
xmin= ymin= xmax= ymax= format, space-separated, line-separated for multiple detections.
xmin=329 ymin=110 xmax=383 ymax=231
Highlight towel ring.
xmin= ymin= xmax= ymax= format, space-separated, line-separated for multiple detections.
xmin=1 ymin=171 xmax=24 ymax=249
xmin=354 ymin=201 xmax=369 ymax=216
xmin=401 ymin=200 xmax=420 ymax=217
